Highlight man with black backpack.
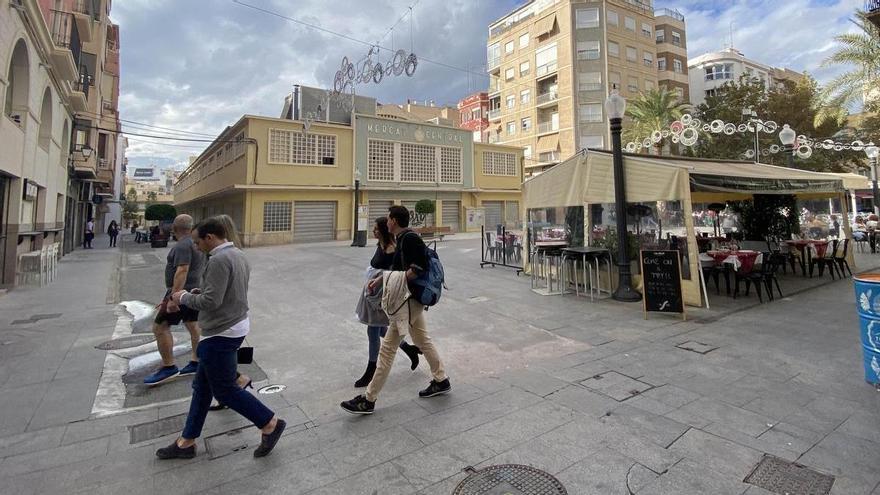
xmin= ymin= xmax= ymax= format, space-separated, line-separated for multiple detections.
xmin=341 ymin=205 xmax=451 ymax=415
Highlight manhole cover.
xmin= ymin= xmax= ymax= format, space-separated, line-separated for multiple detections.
xmin=257 ymin=384 xmax=286 ymax=395
xmin=744 ymin=455 xmax=834 ymax=495
xmin=453 ymin=465 xmax=567 ymax=495
xmin=95 ymin=334 xmax=157 ymax=350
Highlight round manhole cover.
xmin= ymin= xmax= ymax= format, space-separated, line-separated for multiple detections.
xmin=95 ymin=335 xmax=157 ymax=350
xmin=257 ymin=384 xmax=286 ymax=395
xmin=453 ymin=464 xmax=567 ymax=495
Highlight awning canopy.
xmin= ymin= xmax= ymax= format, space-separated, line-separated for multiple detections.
xmin=523 ymin=150 xmax=847 ymax=210
xmin=537 ymin=134 xmax=559 ymax=152
xmin=828 ymin=172 xmax=871 ymax=190
xmin=534 ymin=14 xmax=556 ymax=37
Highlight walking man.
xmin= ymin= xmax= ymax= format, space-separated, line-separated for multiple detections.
xmin=341 ymin=205 xmax=451 ymax=415
xmin=157 ymin=217 xmax=285 ymax=459
xmin=144 ymin=214 xmax=204 ymax=386
xmin=83 ymin=217 xmax=94 ymax=249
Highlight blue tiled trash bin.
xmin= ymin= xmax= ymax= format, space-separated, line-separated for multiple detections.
xmin=854 ymin=274 xmax=880 ymax=384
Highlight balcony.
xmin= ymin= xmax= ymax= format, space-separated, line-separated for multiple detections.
xmin=488 ymin=108 xmax=502 ymax=121
xmin=867 ymin=0 xmax=880 ymax=28
xmin=538 ymin=151 xmax=561 ymax=163
xmin=49 ymin=10 xmax=81 ymax=82
xmin=488 ymin=133 xmax=502 ymax=144
xmin=68 ymin=77 xmax=89 ymax=112
xmin=489 ymin=11 xmax=535 ymax=38
xmin=654 ymin=8 xmax=685 ymax=22
xmin=537 ymin=121 xmax=559 ymax=134
xmin=621 ymin=0 xmax=652 ymax=16
xmin=536 ymin=61 xmax=558 ymax=79
xmin=487 ymin=56 xmax=501 ymax=72
xmin=536 ymin=91 xmax=559 ymax=107
xmin=71 ymin=0 xmax=95 ymax=41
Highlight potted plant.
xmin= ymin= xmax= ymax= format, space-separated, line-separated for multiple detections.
xmin=144 ymin=204 xmax=177 ymax=248
xmin=595 ymin=228 xmax=641 ymax=274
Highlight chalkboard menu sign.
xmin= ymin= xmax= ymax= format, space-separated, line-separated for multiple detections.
xmin=640 ymin=250 xmax=685 ymax=319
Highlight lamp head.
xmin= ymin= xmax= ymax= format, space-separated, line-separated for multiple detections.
xmin=80 ymin=145 xmax=93 ymax=158
xmin=778 ymin=124 xmax=797 ymax=146
xmin=866 ymin=145 xmax=880 ymax=160
xmin=604 ymin=86 xmax=626 ymax=120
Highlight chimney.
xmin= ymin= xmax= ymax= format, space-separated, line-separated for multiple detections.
xmin=430 ymin=100 xmax=435 ymax=107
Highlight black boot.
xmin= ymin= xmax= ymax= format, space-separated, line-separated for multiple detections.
xmin=354 ymin=362 xmax=377 ymax=388
xmin=400 ymin=342 xmax=422 ymax=371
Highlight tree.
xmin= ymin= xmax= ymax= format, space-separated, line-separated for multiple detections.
xmin=146 ymin=191 xmax=158 ymax=202
xmin=816 ymin=10 xmax=880 ymax=127
xmin=126 ymin=187 xmax=137 ymax=203
xmin=144 ymin=204 xmax=176 ymax=222
xmin=622 ymin=88 xmax=690 ymax=155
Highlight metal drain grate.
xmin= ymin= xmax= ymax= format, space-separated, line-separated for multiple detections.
xmin=129 ymin=413 xmax=187 ymax=444
xmin=744 ymin=455 xmax=835 ymax=495
xmin=453 ymin=465 xmax=567 ymax=495
xmin=95 ymin=334 xmax=157 ymax=350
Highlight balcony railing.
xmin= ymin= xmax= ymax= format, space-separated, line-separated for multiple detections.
xmin=622 ymin=0 xmax=652 ymax=16
xmin=74 ymin=0 xmax=99 ymax=19
xmin=488 ymin=134 xmax=501 ymax=144
xmin=98 ymin=158 xmax=111 ymax=170
xmin=487 ymin=56 xmax=501 ymax=70
xmin=74 ymin=71 xmax=91 ymax=99
xmin=538 ymin=151 xmax=560 ymax=163
xmin=102 ymin=99 xmax=117 ymax=114
xmin=536 ymin=91 xmax=558 ymax=105
xmin=50 ymin=10 xmax=81 ymax=63
xmin=488 ymin=108 xmax=501 ymax=120
xmin=654 ymin=8 xmax=685 ymax=21
xmin=490 ymin=11 xmax=535 ymax=38
xmin=536 ymin=61 xmax=558 ymax=78
xmin=537 ymin=121 xmax=559 ymax=134
xmin=867 ymin=0 xmax=880 ymax=12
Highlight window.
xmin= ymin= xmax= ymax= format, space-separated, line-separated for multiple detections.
xmin=507 ymin=121 xmax=516 ymax=136
xmin=263 ymin=201 xmax=292 ymax=232
xmin=704 ymin=63 xmax=733 ymax=81
xmin=579 ymin=71 xmax=602 ymax=91
xmin=672 ymin=31 xmax=682 ymax=46
xmin=520 ymin=89 xmax=530 ymax=104
xmin=505 ymin=41 xmax=514 ymax=54
xmin=576 ymin=41 xmax=600 ymax=60
xmin=624 ymin=16 xmax=635 ymax=31
xmin=488 ymin=42 xmax=501 ymax=67
xmin=580 ymin=135 xmax=604 ymax=149
xmin=576 ymin=8 xmax=599 ymax=28
xmin=705 ymin=88 xmax=719 ymax=98
xmin=519 ymin=33 xmax=529 ymax=48
xmin=645 ymin=79 xmax=654 ymax=91
xmin=610 ymin=71 xmax=621 ymax=88
xmin=608 ymin=41 xmax=619 ymax=57
xmin=473 ymin=108 xmax=481 ymax=120
xmin=506 ymin=95 xmax=515 ymax=109
xmin=626 ymin=46 xmax=637 ymax=62
xmin=579 ymin=103 xmax=603 ymax=122
xmin=524 ymin=145 xmax=532 ymax=159
xmin=268 ymin=129 xmax=336 ymax=165
xmin=607 ymin=10 xmax=618 ymax=26
xmin=440 ymin=146 xmax=462 ymax=183
xmin=535 ymin=43 xmax=557 ymax=76
xmin=482 ymin=151 xmax=518 ymax=176
xmin=675 ymin=87 xmax=685 ymax=99
xmin=400 ymin=143 xmax=436 ymax=182
xmin=642 ymin=23 xmax=652 ymax=37
xmin=656 ymin=29 xmax=665 ymax=42
xmin=643 ymin=51 xmax=654 ymax=67
xmin=520 ymin=61 xmax=530 ymax=76
xmin=627 ymin=76 xmax=638 ymax=93
xmin=505 ymin=67 xmax=515 ymax=81
xmin=367 ymin=139 xmax=395 ymax=181
xmin=673 ymin=59 xmax=683 ymax=73
xmin=658 ymin=58 xmax=667 ymax=71
xmin=521 ymin=117 xmax=532 ymax=132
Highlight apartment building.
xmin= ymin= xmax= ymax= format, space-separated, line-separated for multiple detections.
xmin=174 ymin=86 xmax=524 ymax=246
xmin=654 ymin=8 xmax=688 ymax=102
xmin=0 ymin=0 xmax=120 ymax=288
xmin=457 ymin=91 xmax=490 ymax=142
xmin=688 ymin=47 xmax=804 ymax=106
xmin=486 ymin=0 xmax=687 ymax=175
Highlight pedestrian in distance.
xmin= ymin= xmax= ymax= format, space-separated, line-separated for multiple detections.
xmin=83 ymin=217 xmax=94 ymax=249
xmin=144 ymin=214 xmax=205 ymax=386
xmin=341 ymin=205 xmax=450 ymax=415
xmin=157 ymin=217 xmax=285 ymax=459
xmin=353 ymin=217 xmax=422 ymax=388
xmin=107 ymin=220 xmax=120 ymax=247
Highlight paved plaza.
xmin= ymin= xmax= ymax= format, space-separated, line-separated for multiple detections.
xmin=2 ymin=234 xmax=880 ymax=494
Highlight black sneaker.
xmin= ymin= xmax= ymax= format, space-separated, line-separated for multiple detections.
xmin=340 ymin=395 xmax=375 ymax=415
xmin=419 ymin=378 xmax=452 ymax=398
xmin=155 ymin=441 xmax=196 ymax=460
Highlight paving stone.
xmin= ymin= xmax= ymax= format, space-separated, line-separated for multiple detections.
xmin=637 ymin=458 xmax=751 ymax=495
xmin=837 ymin=411 xmax=880 ymax=446
xmin=417 ymin=471 xmax=469 ymax=494
xmin=413 ymin=382 xmax=486 ymax=414
xmin=305 ymin=461 xmax=416 ymax=495
xmin=344 ymin=399 xmax=431 ymax=439
xmin=215 ymin=453 xmax=339 ymax=495
xmin=545 ymin=385 xmax=619 ymax=418
xmin=498 ymin=368 xmax=570 ymax=397
xmin=799 ymin=431 xmax=880 ymax=484
xmin=322 ymin=426 xmax=424 ymax=478
xmin=464 ymin=376 xmax=512 ymax=394
xmin=465 ymin=401 xmax=577 ymax=454
xmin=0 ymin=435 xmax=110 ymax=477
xmin=26 ymin=375 xmax=97 ymax=430
xmin=668 ymin=429 xmax=765 ymax=479
xmin=703 ymin=422 xmax=800 ymax=462
xmin=674 ymin=397 xmax=776 ymax=437
xmin=554 ymin=447 xmax=656 ymax=495
xmin=61 ymin=409 xmax=159 ymax=445
xmin=580 ymin=371 xmax=654 ymax=401
xmin=477 ymin=435 xmax=597 ymax=476
xmin=0 ymin=425 xmax=65 ymax=459
xmin=605 ymin=404 xmax=690 ymax=448
xmin=0 ymin=382 xmax=50 ymax=434
xmin=640 ymin=384 xmax=702 ymax=409
xmin=624 ymin=394 xmax=678 ymax=416
xmin=391 ymin=430 xmax=497 ymax=490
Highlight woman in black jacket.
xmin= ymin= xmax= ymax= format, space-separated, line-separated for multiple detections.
xmin=354 ymin=217 xmax=421 ymax=387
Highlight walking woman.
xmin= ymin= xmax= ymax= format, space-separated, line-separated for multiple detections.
xmin=354 ymin=217 xmax=421 ymax=388
xmin=107 ymin=220 xmax=120 ymax=247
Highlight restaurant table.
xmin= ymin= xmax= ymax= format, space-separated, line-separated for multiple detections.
xmin=704 ymin=250 xmax=763 ymax=274
xmin=785 ymin=240 xmax=830 ymax=276
xmin=561 ymin=246 xmax=612 ymax=301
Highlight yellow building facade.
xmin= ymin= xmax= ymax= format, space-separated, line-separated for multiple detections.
xmin=174 ymin=110 xmax=524 ymax=247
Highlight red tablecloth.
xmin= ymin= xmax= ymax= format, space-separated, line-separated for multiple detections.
xmin=706 ymin=250 xmax=762 ymax=273
xmin=786 ymin=240 xmax=830 ymax=258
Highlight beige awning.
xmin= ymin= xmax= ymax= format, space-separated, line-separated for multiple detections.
xmin=534 ymin=14 xmax=556 ymax=37
xmin=828 ymin=172 xmax=871 ymax=190
xmin=537 ymin=134 xmax=559 ymax=152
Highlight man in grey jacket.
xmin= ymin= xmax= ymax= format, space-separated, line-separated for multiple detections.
xmin=155 ymin=217 xmax=286 ymax=460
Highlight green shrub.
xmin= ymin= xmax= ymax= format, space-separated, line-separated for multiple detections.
xmin=144 ymin=204 xmax=177 ymax=222
xmin=414 ymin=199 xmax=436 ymax=215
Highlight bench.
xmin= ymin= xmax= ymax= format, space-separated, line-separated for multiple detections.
xmin=415 ymin=226 xmax=453 ymax=241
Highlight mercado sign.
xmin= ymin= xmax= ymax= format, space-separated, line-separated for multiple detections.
xmin=365 ymin=119 xmax=466 ymax=145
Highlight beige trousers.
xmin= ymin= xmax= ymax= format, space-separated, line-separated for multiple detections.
xmin=366 ymin=300 xmax=447 ymax=402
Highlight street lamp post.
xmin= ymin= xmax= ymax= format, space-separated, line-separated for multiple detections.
xmin=867 ymin=145 xmax=880 ymax=216
xmin=351 ymin=168 xmax=366 ymax=247
xmin=778 ymin=124 xmax=797 ymax=168
xmin=605 ymin=88 xmax=641 ymax=302
xmin=742 ymin=108 xmax=759 ymax=160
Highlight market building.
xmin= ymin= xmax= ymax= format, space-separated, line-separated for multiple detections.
xmin=174 ymin=86 xmax=524 ymax=246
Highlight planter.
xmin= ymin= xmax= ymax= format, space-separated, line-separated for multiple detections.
xmin=150 ymin=239 xmax=168 ymax=248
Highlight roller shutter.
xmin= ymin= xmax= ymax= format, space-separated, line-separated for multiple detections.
xmin=483 ymin=201 xmax=504 ymax=230
xmin=293 ymin=201 xmax=336 ymax=242
xmin=368 ymin=201 xmax=393 ymax=224
xmin=441 ymin=200 xmax=460 ymax=232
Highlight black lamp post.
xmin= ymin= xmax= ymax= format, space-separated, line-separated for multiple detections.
xmin=351 ymin=168 xmax=367 ymax=247
xmin=605 ymin=88 xmax=641 ymax=302
xmin=779 ymin=124 xmax=796 ymax=168
xmin=867 ymin=145 xmax=880 ymax=216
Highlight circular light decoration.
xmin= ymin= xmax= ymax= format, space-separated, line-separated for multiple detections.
xmin=702 ymin=123 xmax=711 ymax=132
xmin=769 ymin=144 xmax=780 ymax=153
xmin=672 ymin=135 xmax=680 ymax=144
xmin=852 ymin=140 xmax=865 ymax=152
xmin=744 ymin=149 xmax=756 ymax=159
xmin=625 ymin=142 xmax=638 ymax=152
xmin=834 ymin=144 xmax=844 ymax=151
xmin=796 ymin=144 xmax=813 ymax=158
xmin=643 ymin=138 xmax=653 ymax=148
xmin=710 ymin=120 xmax=724 ymax=133
xmin=762 ymin=149 xmax=771 ymax=156
xmin=692 ymin=117 xmax=702 ymax=128
xmin=661 ymin=130 xmax=670 ymax=138
xmin=670 ymin=121 xmax=684 ymax=133
xmin=823 ymin=139 xmax=834 ymax=150
xmin=763 ymin=121 xmax=778 ymax=133
xmin=723 ymin=123 xmax=736 ymax=135
xmin=680 ymin=114 xmax=693 ymax=125
xmin=737 ymin=123 xmax=748 ymax=133
xmin=680 ymin=127 xmax=699 ymax=146
xmin=651 ymin=130 xmax=663 ymax=143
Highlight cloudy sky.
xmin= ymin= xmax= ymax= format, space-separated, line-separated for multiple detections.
xmin=112 ymin=0 xmax=865 ymax=170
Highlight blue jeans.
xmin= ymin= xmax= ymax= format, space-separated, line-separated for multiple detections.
xmin=182 ymin=336 xmax=274 ymax=439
